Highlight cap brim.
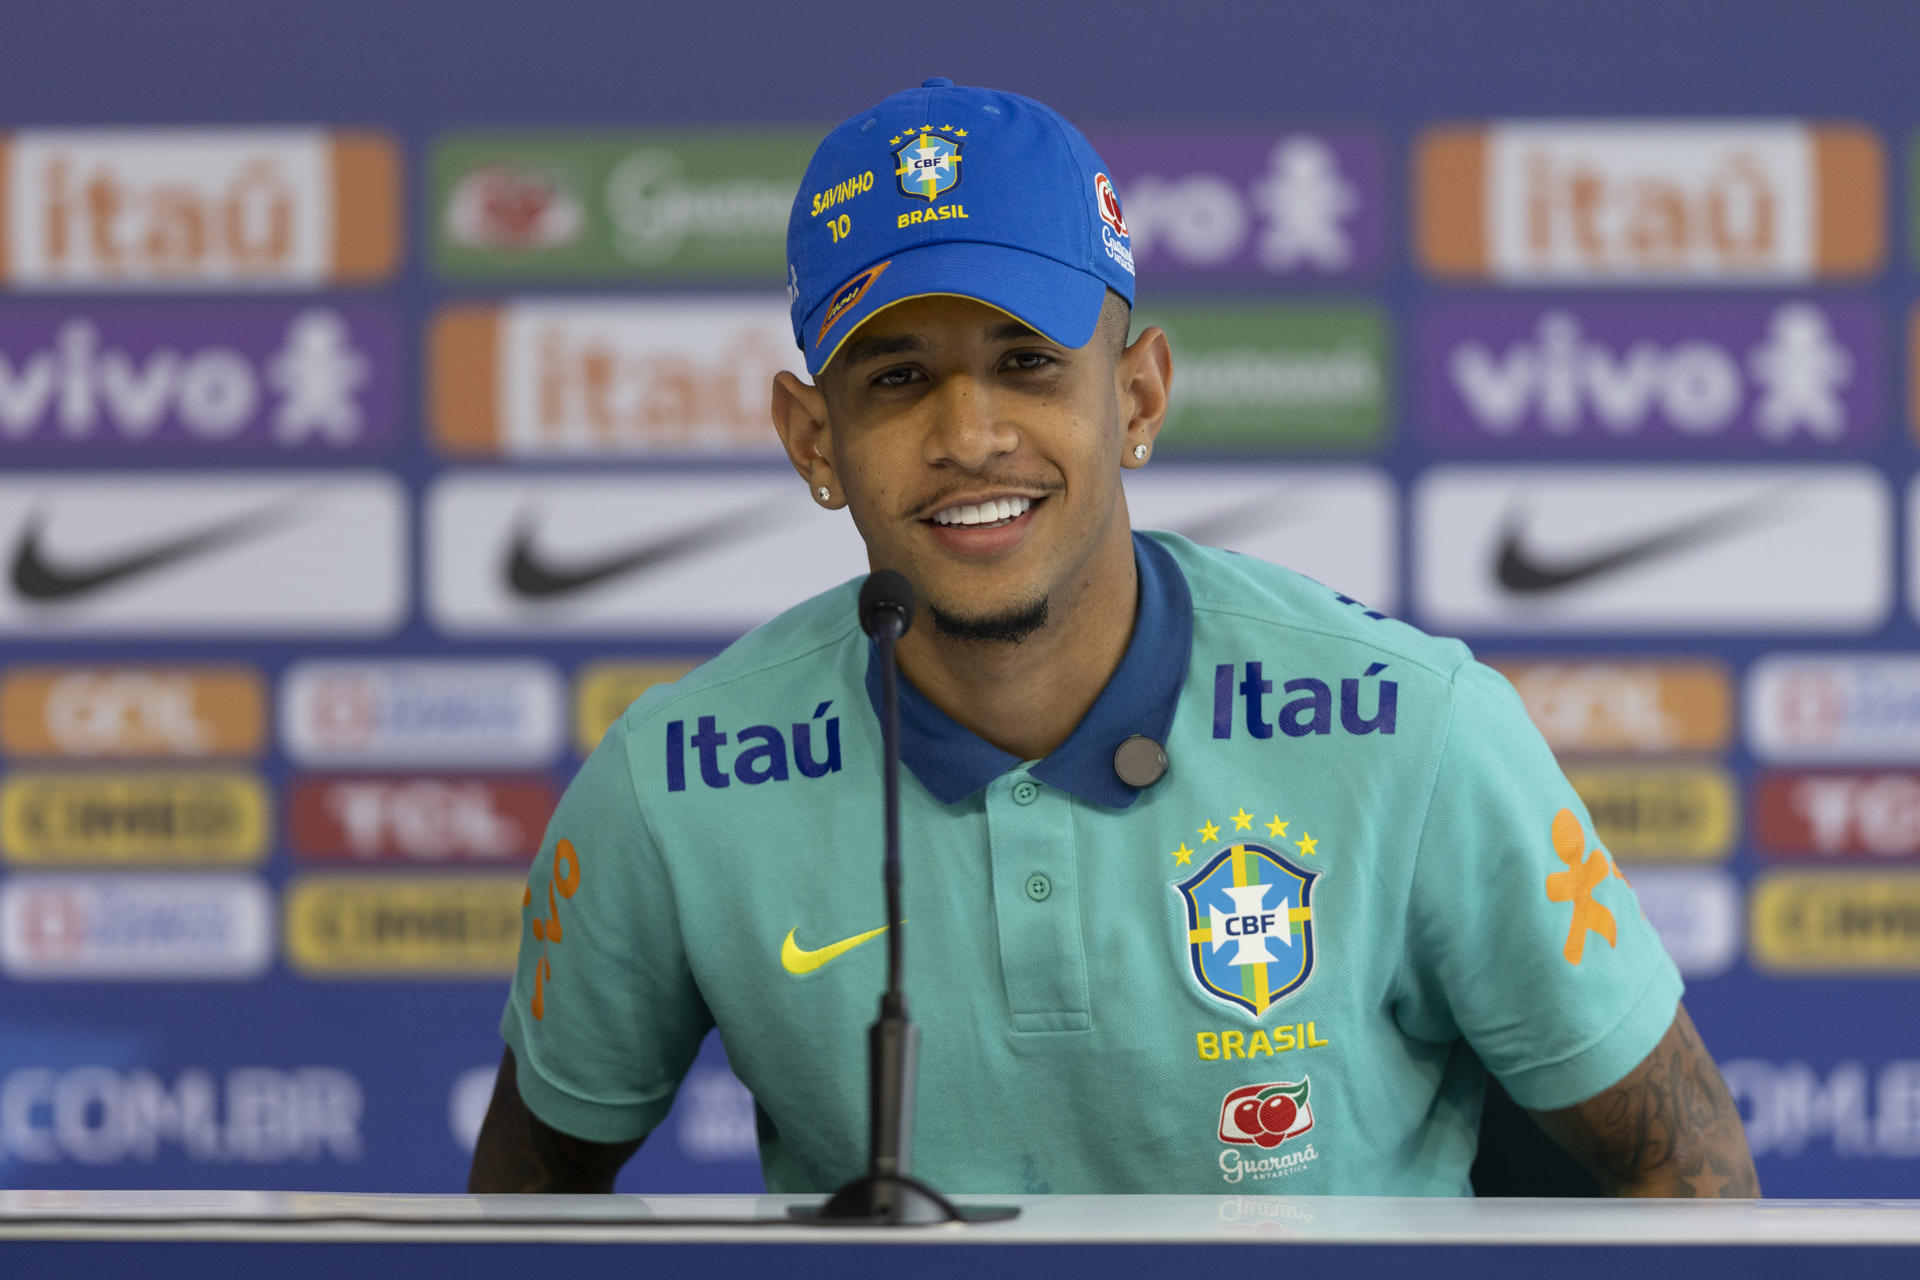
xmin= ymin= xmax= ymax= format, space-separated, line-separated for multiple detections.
xmin=802 ymin=240 xmax=1108 ymax=377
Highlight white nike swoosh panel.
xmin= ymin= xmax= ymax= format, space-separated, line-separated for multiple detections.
xmin=0 ymin=472 xmax=406 ymax=635
xmin=1124 ymin=465 xmax=1397 ymax=612
xmin=1414 ymin=465 xmax=1889 ymax=632
xmin=427 ymin=470 xmax=871 ymax=636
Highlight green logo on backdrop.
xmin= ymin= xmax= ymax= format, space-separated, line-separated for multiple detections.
xmin=1139 ymin=303 xmax=1390 ymax=452
xmin=432 ymin=130 xmax=818 ymax=279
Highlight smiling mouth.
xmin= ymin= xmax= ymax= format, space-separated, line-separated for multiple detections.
xmin=928 ymin=496 xmax=1037 ymax=530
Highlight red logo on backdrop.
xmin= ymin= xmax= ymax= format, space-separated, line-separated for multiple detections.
xmin=1094 ymin=172 xmax=1128 ymax=238
xmin=307 ymin=675 xmax=379 ymax=750
xmin=1219 ymin=1078 xmax=1314 ymax=1147
xmin=1776 ymin=671 xmax=1846 ymax=745
xmin=20 ymin=889 xmax=85 ymax=958
xmin=287 ymin=775 xmax=556 ymax=863
xmin=446 ymin=163 xmax=583 ymax=251
xmin=1754 ymin=770 xmax=1920 ymax=859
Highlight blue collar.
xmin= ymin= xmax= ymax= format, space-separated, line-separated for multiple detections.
xmin=863 ymin=532 xmax=1192 ymax=809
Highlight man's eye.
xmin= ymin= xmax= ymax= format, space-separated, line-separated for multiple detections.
xmin=1005 ymin=351 xmax=1055 ymax=371
xmin=872 ymin=367 xmax=920 ymax=388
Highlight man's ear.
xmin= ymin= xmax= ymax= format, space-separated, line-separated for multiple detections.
xmin=1117 ymin=325 xmax=1173 ymax=464
xmin=770 ymin=370 xmax=839 ymax=501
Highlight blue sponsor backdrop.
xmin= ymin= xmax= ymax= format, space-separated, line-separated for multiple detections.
xmin=1 ymin=0 xmax=1918 ymax=1199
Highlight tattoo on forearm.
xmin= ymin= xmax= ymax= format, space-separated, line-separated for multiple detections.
xmin=1563 ymin=1006 xmax=1760 ymax=1197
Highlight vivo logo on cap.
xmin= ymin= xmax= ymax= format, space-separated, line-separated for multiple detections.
xmin=280 ymin=660 xmax=563 ymax=768
xmin=0 ymin=875 xmax=272 ymax=979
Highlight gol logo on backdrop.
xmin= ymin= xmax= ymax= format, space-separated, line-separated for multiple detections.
xmin=0 ymin=667 xmax=265 ymax=759
xmin=1416 ymin=121 xmax=1882 ymax=283
xmin=0 ymin=129 xmax=400 ymax=286
xmin=1491 ymin=659 xmax=1731 ymax=754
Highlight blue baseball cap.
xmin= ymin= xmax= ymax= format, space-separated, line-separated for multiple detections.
xmin=788 ymin=78 xmax=1136 ymax=377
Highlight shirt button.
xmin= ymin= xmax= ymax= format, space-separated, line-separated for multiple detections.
xmin=1012 ymin=780 xmax=1040 ymax=805
xmin=1025 ymin=874 xmax=1052 ymax=902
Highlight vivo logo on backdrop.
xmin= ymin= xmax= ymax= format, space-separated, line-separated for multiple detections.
xmin=1418 ymin=300 xmax=1881 ymax=450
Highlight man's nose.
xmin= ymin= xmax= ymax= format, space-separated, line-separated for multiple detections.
xmin=923 ymin=376 xmax=1018 ymax=468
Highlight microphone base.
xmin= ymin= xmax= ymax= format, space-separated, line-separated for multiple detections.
xmin=787 ymin=1173 xmax=1020 ymax=1226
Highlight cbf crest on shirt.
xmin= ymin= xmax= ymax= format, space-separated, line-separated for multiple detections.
xmin=1176 ymin=840 xmax=1319 ymax=1018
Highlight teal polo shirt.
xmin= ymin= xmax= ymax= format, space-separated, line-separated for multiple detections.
xmin=500 ymin=531 xmax=1682 ymax=1194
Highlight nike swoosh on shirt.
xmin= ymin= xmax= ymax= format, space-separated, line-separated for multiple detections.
xmin=780 ymin=923 xmax=893 ymax=976
xmin=11 ymin=502 xmax=299 ymax=603
xmin=504 ymin=503 xmax=771 ymax=600
xmin=1495 ymin=490 xmax=1788 ymax=595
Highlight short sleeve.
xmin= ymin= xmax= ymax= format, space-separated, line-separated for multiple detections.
xmin=1395 ymin=660 xmax=1684 ymax=1111
xmin=499 ymin=721 xmax=713 ymax=1143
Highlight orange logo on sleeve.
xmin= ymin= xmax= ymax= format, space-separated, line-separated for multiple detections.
xmin=526 ymin=836 xmax=581 ymax=1020
xmin=1543 ymin=808 xmax=1617 ymax=964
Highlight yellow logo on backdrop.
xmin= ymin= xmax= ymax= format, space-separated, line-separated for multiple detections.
xmin=1750 ymin=873 xmax=1920 ymax=972
xmin=1565 ymin=765 xmax=1737 ymax=862
xmin=284 ymin=876 xmax=525 ymax=976
xmin=0 ymin=772 xmax=268 ymax=864
xmin=573 ymin=659 xmax=704 ymax=756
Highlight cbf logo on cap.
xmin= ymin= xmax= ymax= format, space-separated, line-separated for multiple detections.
xmin=787 ymin=78 xmax=1135 ymax=377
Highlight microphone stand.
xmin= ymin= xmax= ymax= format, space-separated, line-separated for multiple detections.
xmin=791 ymin=574 xmax=1018 ymax=1226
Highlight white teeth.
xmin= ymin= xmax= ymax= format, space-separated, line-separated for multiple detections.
xmin=933 ymin=496 xmax=1033 ymax=527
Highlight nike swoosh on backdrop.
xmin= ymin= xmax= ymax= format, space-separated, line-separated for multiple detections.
xmin=1168 ymin=490 xmax=1297 ymax=548
xmin=780 ymin=923 xmax=893 ymax=976
xmin=11 ymin=502 xmax=301 ymax=603
xmin=505 ymin=502 xmax=771 ymax=600
xmin=1495 ymin=488 xmax=1789 ymax=595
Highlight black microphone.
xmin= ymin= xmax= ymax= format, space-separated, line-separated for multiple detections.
xmin=858 ymin=569 xmax=914 ymax=643
xmin=792 ymin=572 xmax=1016 ymax=1227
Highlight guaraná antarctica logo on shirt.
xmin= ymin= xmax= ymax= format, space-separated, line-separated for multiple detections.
xmin=1173 ymin=816 xmax=1320 ymax=1017
xmin=1217 ymin=1077 xmax=1320 ymax=1184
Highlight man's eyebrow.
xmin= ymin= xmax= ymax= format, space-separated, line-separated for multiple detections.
xmin=839 ymin=332 xmax=926 ymax=367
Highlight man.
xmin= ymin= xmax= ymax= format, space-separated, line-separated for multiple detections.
xmin=470 ymin=79 xmax=1758 ymax=1197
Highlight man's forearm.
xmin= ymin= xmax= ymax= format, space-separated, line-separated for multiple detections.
xmin=1532 ymin=1004 xmax=1760 ymax=1198
xmin=467 ymin=1047 xmax=643 ymax=1193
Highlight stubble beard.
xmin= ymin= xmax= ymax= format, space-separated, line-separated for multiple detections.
xmin=928 ymin=593 xmax=1051 ymax=645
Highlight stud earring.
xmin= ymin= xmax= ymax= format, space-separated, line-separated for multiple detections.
xmin=1132 ymin=444 xmax=1148 ymax=461
xmin=816 ymin=485 xmax=832 ymax=503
